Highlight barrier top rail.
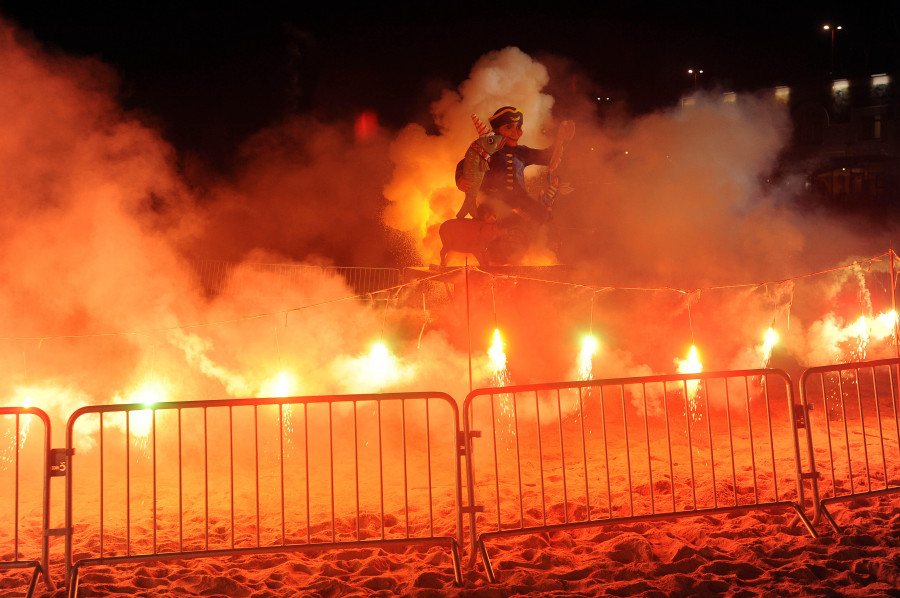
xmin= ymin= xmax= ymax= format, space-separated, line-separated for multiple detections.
xmin=799 ymin=357 xmax=900 ymax=377
xmin=463 ymin=368 xmax=797 ymax=398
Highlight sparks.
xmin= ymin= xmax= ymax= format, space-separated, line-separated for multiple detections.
xmin=488 ymin=328 xmax=515 ymax=443
xmin=852 ymin=315 xmax=869 ymax=361
xmin=1 ymin=395 xmax=34 ymax=470
xmin=488 ymin=328 xmax=510 ymax=386
xmin=675 ymin=345 xmax=703 ymax=421
xmin=578 ymin=335 xmax=599 ymax=381
xmin=259 ymin=371 xmax=298 ymax=447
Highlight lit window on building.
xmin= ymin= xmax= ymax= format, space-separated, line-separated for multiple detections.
xmin=871 ymin=73 xmax=889 ymax=99
xmin=722 ymin=91 xmax=736 ymax=104
xmin=775 ymin=86 xmax=790 ymax=104
xmin=832 ymin=79 xmax=849 ymax=110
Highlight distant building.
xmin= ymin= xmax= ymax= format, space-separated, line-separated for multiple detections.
xmin=780 ymin=71 xmax=899 ymax=217
xmin=681 ymin=71 xmax=900 ymax=219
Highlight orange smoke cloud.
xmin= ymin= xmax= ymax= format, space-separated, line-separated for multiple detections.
xmin=0 ymin=11 xmax=896 ymax=448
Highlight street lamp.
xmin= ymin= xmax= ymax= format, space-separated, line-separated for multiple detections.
xmin=688 ymin=68 xmax=703 ymax=89
xmin=823 ymin=24 xmax=842 ymax=72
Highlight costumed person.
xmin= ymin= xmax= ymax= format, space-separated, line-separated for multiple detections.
xmin=456 ymin=106 xmax=574 ymax=222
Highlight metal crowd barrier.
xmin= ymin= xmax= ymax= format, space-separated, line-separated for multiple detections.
xmin=62 ymin=393 xmax=464 ymax=597
xmin=324 ymin=267 xmax=402 ymax=298
xmin=5 ymin=363 xmax=900 ymax=592
xmin=799 ymin=357 xmax=900 ymax=532
xmin=0 ymin=407 xmax=55 ymax=598
xmin=462 ymin=370 xmax=818 ymax=582
xmin=190 ymin=260 xmax=402 ymax=299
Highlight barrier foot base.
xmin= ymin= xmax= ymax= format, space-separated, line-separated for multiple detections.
xmin=450 ymin=541 xmax=463 ymax=586
xmin=820 ymin=506 xmax=842 ymax=534
xmin=25 ymin=566 xmax=40 ymax=598
xmin=478 ymin=539 xmax=496 ymax=583
xmin=67 ymin=566 xmax=80 ymax=598
xmin=791 ymin=504 xmax=819 ymax=538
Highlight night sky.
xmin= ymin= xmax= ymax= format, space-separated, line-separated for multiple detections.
xmin=1 ymin=2 xmax=898 ymax=168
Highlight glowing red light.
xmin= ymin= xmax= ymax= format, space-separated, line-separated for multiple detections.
xmin=354 ymin=110 xmax=378 ymax=142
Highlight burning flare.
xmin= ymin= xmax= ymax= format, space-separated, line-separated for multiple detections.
xmin=676 ymin=345 xmax=703 ymax=376
xmin=260 ymin=371 xmax=298 ymax=398
xmin=126 ymin=379 xmax=170 ymax=440
xmin=675 ymin=345 xmax=703 ymax=420
xmin=356 ymin=340 xmax=409 ymax=390
xmin=488 ymin=328 xmax=510 ymax=386
xmin=760 ymin=327 xmax=779 ymax=368
xmin=579 ymin=335 xmax=599 ymax=381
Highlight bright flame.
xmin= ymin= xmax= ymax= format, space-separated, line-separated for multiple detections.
xmin=760 ymin=327 xmax=779 ymax=368
xmin=119 ymin=379 xmax=170 ymax=441
xmin=357 ymin=341 xmax=404 ymax=389
xmin=130 ymin=379 xmax=167 ymax=408
xmin=370 ymin=341 xmax=391 ymax=368
xmin=579 ymin=335 xmax=599 ymax=381
xmin=488 ymin=329 xmax=510 ymax=386
xmin=873 ymin=310 xmax=898 ymax=347
xmin=260 ymin=371 xmax=298 ymax=398
xmin=876 ymin=309 xmax=898 ymax=330
xmin=330 ymin=340 xmax=414 ymax=393
xmin=675 ymin=345 xmax=703 ymax=420
xmin=676 ymin=345 xmax=703 ymax=375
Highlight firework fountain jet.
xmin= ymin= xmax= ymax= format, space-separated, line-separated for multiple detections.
xmin=579 ymin=335 xmax=599 ymax=381
xmin=760 ymin=326 xmax=779 ymax=368
xmin=488 ymin=329 xmax=511 ymax=387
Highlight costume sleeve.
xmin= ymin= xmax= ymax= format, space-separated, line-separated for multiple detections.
xmin=517 ymin=146 xmax=553 ymax=166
